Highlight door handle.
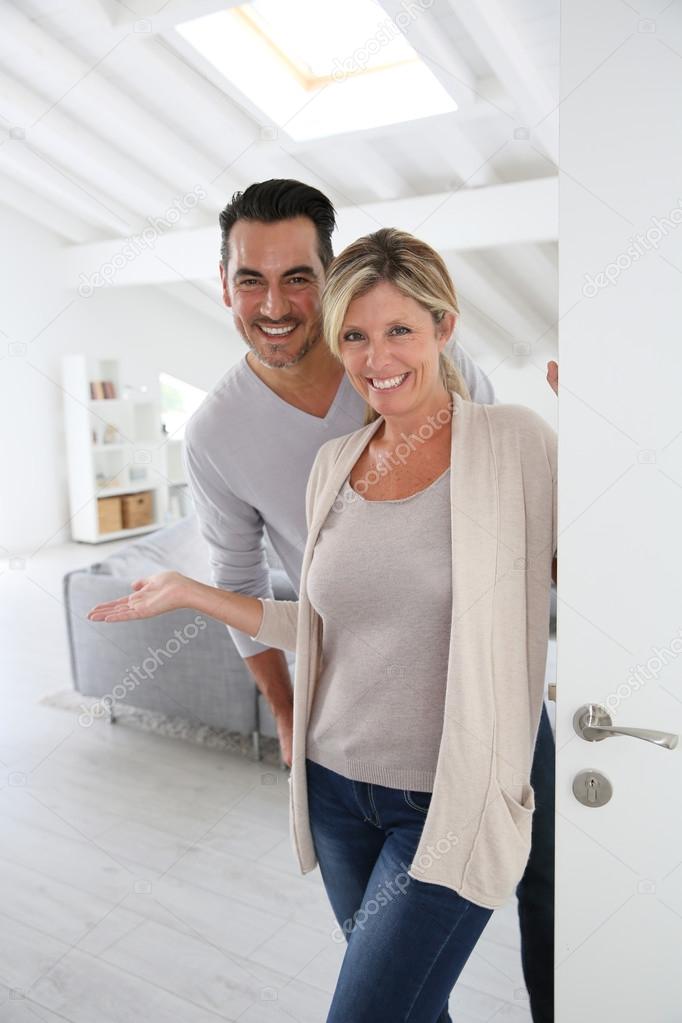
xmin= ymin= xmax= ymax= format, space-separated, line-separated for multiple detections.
xmin=573 ymin=703 xmax=678 ymax=750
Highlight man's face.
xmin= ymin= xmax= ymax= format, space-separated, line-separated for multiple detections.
xmin=220 ymin=216 xmax=326 ymax=369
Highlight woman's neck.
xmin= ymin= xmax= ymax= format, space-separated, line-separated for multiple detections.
xmin=376 ymin=388 xmax=454 ymax=450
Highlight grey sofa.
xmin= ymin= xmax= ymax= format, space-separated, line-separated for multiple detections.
xmin=63 ymin=514 xmax=296 ymax=757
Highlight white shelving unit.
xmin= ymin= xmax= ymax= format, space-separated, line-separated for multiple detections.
xmin=61 ymin=355 xmax=188 ymax=543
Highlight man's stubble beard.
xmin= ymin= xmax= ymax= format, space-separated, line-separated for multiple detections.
xmin=238 ymin=313 xmax=324 ymax=370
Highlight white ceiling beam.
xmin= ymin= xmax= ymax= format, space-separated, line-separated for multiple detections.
xmin=0 ymin=170 xmax=98 ymax=243
xmin=107 ymin=33 xmax=257 ymax=175
xmin=269 ymin=139 xmax=411 ymax=206
xmin=101 ymin=0 xmax=242 ymax=32
xmin=63 ymin=177 xmax=557 ymax=288
xmin=155 ymin=280 xmax=229 ymax=328
xmin=447 ymin=249 xmax=551 ymax=349
xmin=0 ymin=70 xmax=193 ymax=226
xmin=0 ymin=6 xmax=237 ymax=209
xmin=0 ymin=141 xmax=133 ymax=235
xmin=375 ymin=0 xmax=498 ymax=185
xmin=454 ymin=300 xmax=511 ymax=358
xmin=494 ymin=243 xmax=558 ymax=328
xmin=321 ymin=141 xmax=412 ymax=202
xmin=376 ymin=0 xmax=478 ymax=103
xmin=445 ymin=0 xmax=558 ymax=164
xmin=334 ymin=176 xmax=557 ymax=250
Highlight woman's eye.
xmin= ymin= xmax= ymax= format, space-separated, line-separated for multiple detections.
xmin=342 ymin=331 xmax=364 ymax=342
xmin=390 ymin=325 xmax=410 ymax=336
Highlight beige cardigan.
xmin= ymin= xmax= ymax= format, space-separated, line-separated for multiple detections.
xmin=254 ymin=391 xmax=557 ymax=910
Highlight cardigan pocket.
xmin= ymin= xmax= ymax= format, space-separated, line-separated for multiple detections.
xmin=463 ymin=780 xmax=536 ymax=904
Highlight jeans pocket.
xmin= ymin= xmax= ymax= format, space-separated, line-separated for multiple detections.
xmin=403 ymin=789 xmax=432 ymax=815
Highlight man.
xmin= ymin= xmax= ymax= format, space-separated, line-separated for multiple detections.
xmin=184 ymin=179 xmax=556 ymax=1022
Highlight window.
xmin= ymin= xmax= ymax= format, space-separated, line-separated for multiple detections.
xmin=159 ymin=372 xmax=206 ymax=440
xmin=175 ymin=0 xmax=456 ymax=141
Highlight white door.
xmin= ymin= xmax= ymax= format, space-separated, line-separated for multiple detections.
xmin=556 ymin=4 xmax=682 ymax=1020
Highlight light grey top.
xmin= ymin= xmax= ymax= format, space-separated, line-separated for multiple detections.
xmin=184 ymin=341 xmax=495 ymax=658
xmin=305 ymin=466 xmax=452 ymax=791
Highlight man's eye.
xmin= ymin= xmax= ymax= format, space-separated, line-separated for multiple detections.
xmin=239 ymin=279 xmax=260 ymax=286
xmin=288 ymin=276 xmax=308 ymax=285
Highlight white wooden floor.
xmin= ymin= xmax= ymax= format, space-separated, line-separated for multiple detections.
xmin=0 ymin=541 xmax=535 ymax=1022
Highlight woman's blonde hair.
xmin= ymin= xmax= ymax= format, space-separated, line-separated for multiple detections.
xmin=321 ymin=227 xmax=470 ymax=423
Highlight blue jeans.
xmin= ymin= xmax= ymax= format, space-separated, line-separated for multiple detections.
xmin=306 ymin=702 xmax=555 ymax=1023
xmin=306 ymin=757 xmax=494 ymax=1022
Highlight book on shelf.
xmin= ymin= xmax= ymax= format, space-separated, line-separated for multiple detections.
xmin=89 ymin=380 xmax=117 ymax=399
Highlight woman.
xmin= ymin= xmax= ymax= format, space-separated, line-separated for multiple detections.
xmin=88 ymin=228 xmax=557 ymax=1022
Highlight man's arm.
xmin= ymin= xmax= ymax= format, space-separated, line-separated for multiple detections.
xmin=243 ymin=649 xmax=293 ymax=764
xmin=183 ymin=426 xmax=294 ymax=758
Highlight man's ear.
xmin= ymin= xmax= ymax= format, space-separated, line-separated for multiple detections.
xmin=219 ymin=263 xmax=232 ymax=309
xmin=437 ymin=311 xmax=456 ymax=352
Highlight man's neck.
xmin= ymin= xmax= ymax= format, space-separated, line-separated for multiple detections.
xmin=246 ymin=340 xmax=345 ymax=419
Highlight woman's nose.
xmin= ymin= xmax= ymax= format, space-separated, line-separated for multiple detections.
xmin=364 ymin=337 xmax=392 ymax=372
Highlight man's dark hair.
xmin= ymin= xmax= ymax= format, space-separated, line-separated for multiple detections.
xmin=219 ymin=179 xmax=337 ymax=272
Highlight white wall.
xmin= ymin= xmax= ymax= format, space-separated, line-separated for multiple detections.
xmin=0 ymin=204 xmax=241 ymax=555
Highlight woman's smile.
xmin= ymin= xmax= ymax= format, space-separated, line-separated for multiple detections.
xmin=367 ymin=371 xmax=411 ymax=392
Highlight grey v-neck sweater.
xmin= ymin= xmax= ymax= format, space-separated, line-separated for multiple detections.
xmin=253 ymin=393 xmax=557 ymax=910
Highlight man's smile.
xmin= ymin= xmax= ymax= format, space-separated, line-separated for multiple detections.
xmin=256 ymin=323 xmax=298 ymax=340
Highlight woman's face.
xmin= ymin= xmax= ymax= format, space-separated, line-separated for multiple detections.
xmin=339 ymin=281 xmax=454 ymax=416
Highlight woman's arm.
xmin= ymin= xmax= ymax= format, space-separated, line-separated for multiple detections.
xmin=87 ymin=571 xmax=301 ymax=651
xmin=87 ymin=571 xmax=263 ymax=637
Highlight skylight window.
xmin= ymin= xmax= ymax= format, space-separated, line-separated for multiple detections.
xmin=175 ymin=0 xmax=457 ymax=141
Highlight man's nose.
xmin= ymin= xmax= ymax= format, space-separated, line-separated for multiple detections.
xmin=260 ymin=286 xmax=290 ymax=320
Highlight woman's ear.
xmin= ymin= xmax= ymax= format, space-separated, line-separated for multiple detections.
xmin=436 ymin=311 xmax=456 ymax=351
